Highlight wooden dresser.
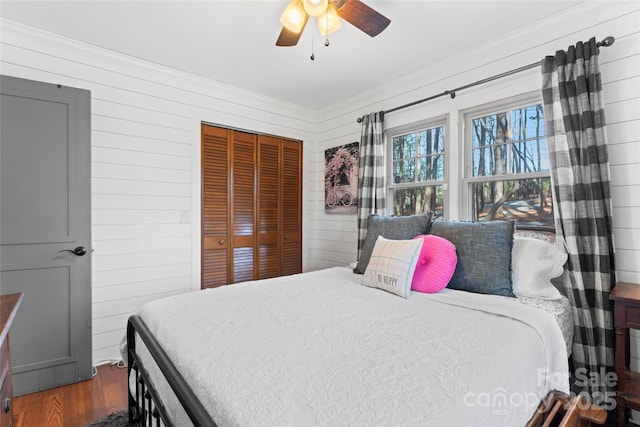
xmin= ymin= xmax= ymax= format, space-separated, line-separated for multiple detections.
xmin=609 ymin=282 xmax=640 ymax=427
xmin=0 ymin=293 xmax=23 ymax=427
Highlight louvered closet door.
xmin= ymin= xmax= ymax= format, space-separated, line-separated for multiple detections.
xmin=257 ymin=136 xmax=302 ymax=279
xmin=201 ymin=124 xmax=229 ymax=288
xmin=201 ymin=124 xmax=301 ymax=288
xmin=281 ymin=140 xmax=302 ymax=276
xmin=257 ymin=136 xmax=281 ymax=279
xmin=231 ymin=131 xmax=257 ymax=283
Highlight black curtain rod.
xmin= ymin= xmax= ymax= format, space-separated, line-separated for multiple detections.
xmin=356 ymin=36 xmax=615 ymax=123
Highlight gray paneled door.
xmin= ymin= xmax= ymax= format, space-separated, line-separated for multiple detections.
xmin=0 ymin=75 xmax=92 ymax=395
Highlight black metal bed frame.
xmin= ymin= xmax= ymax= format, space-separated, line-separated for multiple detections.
xmin=127 ymin=314 xmax=218 ymax=427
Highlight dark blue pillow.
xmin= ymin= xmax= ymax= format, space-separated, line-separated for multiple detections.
xmin=429 ymin=220 xmax=515 ymax=297
xmin=354 ymin=213 xmax=432 ymax=274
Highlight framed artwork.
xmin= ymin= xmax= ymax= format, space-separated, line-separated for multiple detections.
xmin=324 ymin=142 xmax=359 ymax=214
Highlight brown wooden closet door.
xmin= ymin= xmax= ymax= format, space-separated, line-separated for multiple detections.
xmin=201 ymin=124 xmax=229 ymax=288
xmin=257 ymin=136 xmax=281 ymax=279
xmin=231 ymin=131 xmax=256 ymax=283
xmin=201 ymin=124 xmax=301 ymax=288
xmin=281 ymin=140 xmax=302 ymax=276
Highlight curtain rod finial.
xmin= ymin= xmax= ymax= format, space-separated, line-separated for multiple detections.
xmin=599 ymin=36 xmax=615 ymax=47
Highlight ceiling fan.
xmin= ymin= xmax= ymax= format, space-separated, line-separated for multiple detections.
xmin=276 ymin=0 xmax=391 ymax=47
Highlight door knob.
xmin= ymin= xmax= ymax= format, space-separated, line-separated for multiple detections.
xmin=60 ymin=246 xmax=87 ymax=256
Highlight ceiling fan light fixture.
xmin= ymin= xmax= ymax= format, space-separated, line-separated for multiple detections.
xmin=318 ymin=4 xmax=342 ymax=36
xmin=276 ymin=0 xmax=391 ymax=47
xmin=280 ymin=0 xmax=307 ymax=33
xmin=302 ymin=0 xmax=328 ymax=17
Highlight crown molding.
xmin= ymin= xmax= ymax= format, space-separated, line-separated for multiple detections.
xmin=318 ymin=1 xmax=638 ymax=124
xmin=1 ymin=18 xmax=321 ymax=125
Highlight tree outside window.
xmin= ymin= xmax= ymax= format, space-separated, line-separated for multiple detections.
xmin=389 ymin=124 xmax=446 ymax=217
xmin=468 ymin=103 xmax=553 ymax=227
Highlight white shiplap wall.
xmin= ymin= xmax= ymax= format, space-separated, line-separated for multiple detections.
xmin=313 ymin=1 xmax=640 ymax=277
xmin=0 ymin=20 xmax=319 ymax=363
xmin=313 ymin=0 xmax=640 ymax=408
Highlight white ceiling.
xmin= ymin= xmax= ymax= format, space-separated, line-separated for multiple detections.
xmin=0 ymin=0 xmax=583 ymax=110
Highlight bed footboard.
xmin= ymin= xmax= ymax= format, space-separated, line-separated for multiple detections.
xmin=127 ymin=314 xmax=217 ymax=427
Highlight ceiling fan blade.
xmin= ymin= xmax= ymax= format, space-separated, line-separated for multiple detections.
xmin=275 ymin=14 xmax=309 ymax=46
xmin=336 ymin=0 xmax=390 ymax=37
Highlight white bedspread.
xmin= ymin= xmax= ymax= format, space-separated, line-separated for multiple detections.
xmin=135 ymin=266 xmax=569 ymax=426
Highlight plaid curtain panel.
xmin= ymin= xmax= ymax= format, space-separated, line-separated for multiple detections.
xmin=357 ymin=112 xmax=386 ymax=260
xmin=541 ymin=37 xmax=616 ymax=397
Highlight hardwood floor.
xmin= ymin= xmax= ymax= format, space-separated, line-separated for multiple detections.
xmin=12 ymin=364 xmax=128 ymax=427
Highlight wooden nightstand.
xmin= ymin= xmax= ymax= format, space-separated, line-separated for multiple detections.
xmin=609 ymin=282 xmax=640 ymax=427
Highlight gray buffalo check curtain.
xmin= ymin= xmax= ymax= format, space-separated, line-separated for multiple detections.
xmin=541 ymin=37 xmax=615 ymax=396
xmin=357 ymin=111 xmax=386 ymax=259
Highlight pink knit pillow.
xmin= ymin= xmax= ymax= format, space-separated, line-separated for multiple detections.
xmin=411 ymin=235 xmax=457 ymax=293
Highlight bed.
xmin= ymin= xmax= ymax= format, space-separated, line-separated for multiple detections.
xmin=125 ymin=219 xmax=573 ymax=426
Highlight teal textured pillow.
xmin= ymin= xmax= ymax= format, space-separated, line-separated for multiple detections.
xmin=429 ymin=220 xmax=515 ymax=297
xmin=354 ymin=213 xmax=432 ymax=274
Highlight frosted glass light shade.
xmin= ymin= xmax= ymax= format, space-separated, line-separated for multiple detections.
xmin=318 ymin=4 xmax=342 ymax=36
xmin=302 ymin=0 xmax=328 ymax=17
xmin=280 ymin=0 xmax=307 ymax=33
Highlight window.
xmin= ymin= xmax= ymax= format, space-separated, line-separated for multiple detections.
xmin=388 ymin=121 xmax=446 ymax=217
xmin=464 ymin=98 xmax=553 ymax=227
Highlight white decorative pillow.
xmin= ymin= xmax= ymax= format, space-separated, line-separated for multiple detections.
xmin=511 ymin=236 xmax=568 ymax=300
xmin=362 ymin=236 xmax=423 ymax=298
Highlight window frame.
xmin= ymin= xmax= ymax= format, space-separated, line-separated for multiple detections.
xmin=461 ymin=91 xmax=551 ymax=222
xmin=385 ymin=115 xmax=449 ymax=217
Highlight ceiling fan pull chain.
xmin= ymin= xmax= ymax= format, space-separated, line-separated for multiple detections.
xmin=310 ymin=24 xmax=315 ymax=60
xmin=324 ymin=12 xmax=330 ymax=46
